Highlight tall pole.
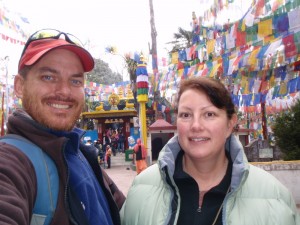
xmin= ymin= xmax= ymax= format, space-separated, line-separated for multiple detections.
xmin=148 ymin=0 xmax=158 ymax=120
xmin=136 ymin=55 xmax=148 ymax=151
xmin=5 ymin=56 xmax=9 ymax=127
xmin=261 ymin=101 xmax=268 ymax=140
xmin=0 ymin=56 xmax=9 ymax=136
xmin=1 ymin=92 xmax=5 ymax=136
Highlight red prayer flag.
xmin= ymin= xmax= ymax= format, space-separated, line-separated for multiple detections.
xmin=282 ymin=34 xmax=297 ymax=58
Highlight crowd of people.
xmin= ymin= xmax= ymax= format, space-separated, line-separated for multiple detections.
xmin=104 ymin=127 xmax=125 ymax=155
xmin=85 ymin=127 xmax=126 ymax=169
xmin=0 ymin=28 xmax=299 ymax=225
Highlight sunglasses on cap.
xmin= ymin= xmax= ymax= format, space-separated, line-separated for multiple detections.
xmin=21 ymin=28 xmax=84 ymax=57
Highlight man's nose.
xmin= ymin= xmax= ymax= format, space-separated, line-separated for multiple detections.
xmin=55 ymin=80 xmax=71 ymax=95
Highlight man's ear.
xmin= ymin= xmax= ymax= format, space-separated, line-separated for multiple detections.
xmin=14 ymin=74 xmax=24 ymax=98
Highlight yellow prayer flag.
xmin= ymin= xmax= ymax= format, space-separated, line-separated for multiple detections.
xmin=209 ymin=63 xmax=220 ymax=78
xmin=171 ymin=52 xmax=179 ymax=64
xmin=258 ymin=18 xmax=273 ymax=38
xmin=269 ymin=74 xmax=276 ymax=88
xmin=177 ymin=69 xmax=184 ymax=78
xmin=264 ymin=35 xmax=275 ymax=44
xmin=241 ymin=76 xmax=248 ymax=94
xmin=206 ymin=39 xmax=216 ymax=56
xmin=248 ymin=47 xmax=260 ymax=67
xmin=241 ymin=20 xmax=246 ymax=31
xmin=279 ymin=81 xmax=287 ymax=96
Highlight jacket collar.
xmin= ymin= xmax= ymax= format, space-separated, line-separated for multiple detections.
xmin=158 ymin=134 xmax=249 ymax=191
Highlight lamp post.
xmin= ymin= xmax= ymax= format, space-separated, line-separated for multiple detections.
xmin=0 ymin=56 xmax=9 ymax=135
xmin=0 ymin=56 xmax=9 ymax=136
xmin=4 ymin=56 xmax=9 ymax=127
xmin=1 ymin=92 xmax=4 ymax=136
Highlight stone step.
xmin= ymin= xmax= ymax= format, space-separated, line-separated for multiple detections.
xmin=110 ymin=153 xmax=133 ymax=167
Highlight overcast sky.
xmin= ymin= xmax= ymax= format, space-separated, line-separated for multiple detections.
xmin=2 ymin=0 xmax=251 ymax=79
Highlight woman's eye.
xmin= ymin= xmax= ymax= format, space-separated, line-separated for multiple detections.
xmin=179 ymin=113 xmax=190 ymax=118
xmin=206 ymin=112 xmax=215 ymax=117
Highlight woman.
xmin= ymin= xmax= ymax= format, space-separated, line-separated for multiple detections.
xmin=121 ymin=77 xmax=299 ymax=225
xmin=133 ymin=138 xmax=148 ymax=174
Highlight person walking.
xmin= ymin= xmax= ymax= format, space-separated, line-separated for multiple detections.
xmin=111 ymin=130 xmax=118 ymax=156
xmin=94 ymin=139 xmax=104 ymax=163
xmin=102 ymin=132 xmax=110 ymax=154
xmin=117 ymin=131 xmax=125 ymax=154
xmin=133 ymin=138 xmax=147 ymax=175
xmin=106 ymin=145 xmax=112 ymax=169
xmin=121 ymin=77 xmax=299 ymax=225
xmin=0 ymin=29 xmax=125 ymax=225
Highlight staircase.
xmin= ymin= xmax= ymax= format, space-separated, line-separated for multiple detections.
xmin=110 ymin=152 xmax=133 ymax=167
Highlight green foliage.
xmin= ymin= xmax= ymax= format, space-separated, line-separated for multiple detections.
xmin=273 ymin=100 xmax=300 ymax=160
xmin=166 ymin=27 xmax=192 ymax=52
xmin=86 ymin=58 xmax=122 ymax=84
xmin=88 ymin=101 xmax=100 ymax=111
xmin=124 ymin=54 xmax=137 ymax=82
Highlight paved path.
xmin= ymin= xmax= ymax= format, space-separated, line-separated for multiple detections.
xmin=104 ymin=156 xmax=300 ymax=213
xmin=104 ymin=165 xmax=137 ymax=196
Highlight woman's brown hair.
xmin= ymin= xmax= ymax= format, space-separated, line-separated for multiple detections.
xmin=177 ymin=77 xmax=236 ymax=119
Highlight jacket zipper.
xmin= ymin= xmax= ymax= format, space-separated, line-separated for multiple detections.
xmin=63 ymin=143 xmax=79 ymax=225
xmin=163 ymin=167 xmax=180 ymax=225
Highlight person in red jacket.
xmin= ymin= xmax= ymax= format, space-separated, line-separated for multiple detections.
xmin=133 ymin=138 xmax=148 ymax=174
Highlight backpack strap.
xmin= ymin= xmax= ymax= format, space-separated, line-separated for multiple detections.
xmin=0 ymin=134 xmax=59 ymax=225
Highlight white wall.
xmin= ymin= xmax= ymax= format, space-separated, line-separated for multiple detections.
xmin=252 ymin=161 xmax=300 ymax=208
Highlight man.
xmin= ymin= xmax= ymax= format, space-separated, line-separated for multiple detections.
xmin=117 ymin=131 xmax=125 ymax=154
xmin=0 ymin=29 xmax=125 ymax=225
xmin=94 ymin=139 xmax=104 ymax=162
xmin=103 ymin=132 xmax=111 ymax=153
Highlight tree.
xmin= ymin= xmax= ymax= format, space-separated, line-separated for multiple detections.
xmin=167 ymin=27 xmax=193 ymax=52
xmin=273 ymin=100 xmax=300 ymax=160
xmin=124 ymin=53 xmax=138 ymax=83
xmin=105 ymin=46 xmax=137 ymax=83
xmin=86 ymin=58 xmax=122 ymax=85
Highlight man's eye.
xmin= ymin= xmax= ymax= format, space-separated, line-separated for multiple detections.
xmin=71 ymin=79 xmax=83 ymax=86
xmin=42 ymin=75 xmax=53 ymax=81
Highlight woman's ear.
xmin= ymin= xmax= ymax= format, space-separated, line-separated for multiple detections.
xmin=14 ymin=74 xmax=25 ymax=99
xmin=230 ymin=114 xmax=238 ymax=128
xmin=227 ymin=114 xmax=238 ymax=137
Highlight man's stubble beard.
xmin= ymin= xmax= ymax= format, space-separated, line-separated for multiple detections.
xmin=22 ymin=90 xmax=84 ymax=132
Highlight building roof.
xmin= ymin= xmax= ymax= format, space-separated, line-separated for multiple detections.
xmin=149 ymin=118 xmax=176 ymax=131
xmin=81 ymin=109 xmax=137 ymax=119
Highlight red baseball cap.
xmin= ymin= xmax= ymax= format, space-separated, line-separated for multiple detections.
xmin=18 ymin=38 xmax=94 ymax=72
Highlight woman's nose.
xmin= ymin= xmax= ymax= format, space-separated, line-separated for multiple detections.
xmin=190 ymin=116 xmax=204 ymax=131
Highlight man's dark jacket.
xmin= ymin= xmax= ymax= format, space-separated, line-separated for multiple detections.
xmin=0 ymin=109 xmax=125 ymax=225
